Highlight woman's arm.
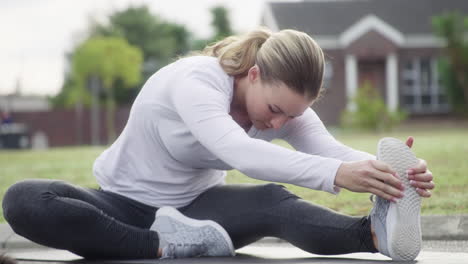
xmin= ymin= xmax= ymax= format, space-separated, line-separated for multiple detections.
xmin=171 ymin=69 xmax=343 ymax=194
xmin=281 ymin=111 xmax=433 ymax=200
xmin=281 ymin=108 xmax=375 ymax=161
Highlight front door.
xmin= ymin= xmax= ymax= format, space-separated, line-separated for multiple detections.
xmin=358 ymin=59 xmax=386 ymax=101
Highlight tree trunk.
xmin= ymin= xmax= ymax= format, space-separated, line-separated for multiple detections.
xmin=90 ymin=76 xmax=101 ymax=145
xmin=74 ymin=99 xmax=83 ymax=145
xmin=106 ymin=84 xmax=116 ymax=145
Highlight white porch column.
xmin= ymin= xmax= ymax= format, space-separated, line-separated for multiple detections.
xmin=386 ymin=53 xmax=398 ymax=112
xmin=345 ymin=54 xmax=358 ymax=111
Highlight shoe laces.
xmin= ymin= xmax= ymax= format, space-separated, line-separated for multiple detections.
xmin=161 ymin=243 xmax=207 ymax=259
xmin=369 ymin=194 xmax=390 ymax=220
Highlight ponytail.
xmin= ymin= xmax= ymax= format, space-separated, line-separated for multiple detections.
xmin=201 ymin=28 xmax=272 ymax=77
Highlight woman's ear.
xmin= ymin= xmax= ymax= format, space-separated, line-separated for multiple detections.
xmin=248 ymin=65 xmax=260 ymax=83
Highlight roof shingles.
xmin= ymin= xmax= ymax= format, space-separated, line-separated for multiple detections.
xmin=269 ymin=0 xmax=468 ymax=36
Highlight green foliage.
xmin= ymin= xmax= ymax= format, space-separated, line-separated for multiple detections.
xmin=210 ymin=6 xmax=233 ymax=41
xmin=191 ymin=5 xmax=234 ymax=51
xmin=49 ymin=75 xmax=92 ymax=108
xmin=341 ymin=81 xmax=407 ymax=132
xmin=52 ymin=5 xmax=191 ymax=108
xmin=437 ymin=57 xmax=468 ymax=113
xmin=90 ymin=6 xmax=190 ymax=77
xmin=72 ymin=36 xmax=143 ymax=142
xmin=72 ymin=36 xmax=142 ymax=89
xmin=432 ymin=12 xmax=468 ymax=113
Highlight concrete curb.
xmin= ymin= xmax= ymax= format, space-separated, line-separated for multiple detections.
xmin=421 ymin=215 xmax=468 ymax=240
xmin=1 ymin=215 xmax=468 ymax=250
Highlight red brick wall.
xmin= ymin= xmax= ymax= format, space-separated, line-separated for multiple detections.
xmin=10 ymin=106 xmax=131 ymax=147
xmin=313 ymin=49 xmax=347 ymax=126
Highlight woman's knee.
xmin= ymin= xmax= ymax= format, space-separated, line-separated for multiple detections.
xmin=2 ymin=179 xmax=58 ymax=227
xmin=254 ymin=183 xmax=298 ymax=206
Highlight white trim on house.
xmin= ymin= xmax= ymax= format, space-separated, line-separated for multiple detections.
xmin=314 ymin=35 xmax=446 ymax=50
xmin=386 ymin=53 xmax=399 ymax=112
xmin=430 ymin=57 xmax=440 ymax=112
xmin=414 ymin=57 xmax=423 ymax=112
xmin=404 ymin=35 xmax=446 ymax=48
xmin=262 ymin=3 xmax=280 ymax=32
xmin=313 ymin=37 xmax=341 ymax=49
xmin=339 ymin=14 xmax=405 ymax=47
xmin=345 ymin=54 xmax=358 ymax=111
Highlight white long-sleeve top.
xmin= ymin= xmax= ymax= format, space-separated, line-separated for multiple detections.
xmin=93 ymin=56 xmax=375 ymax=208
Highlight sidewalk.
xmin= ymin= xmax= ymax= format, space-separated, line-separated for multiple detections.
xmin=1 ymin=215 xmax=468 ymax=251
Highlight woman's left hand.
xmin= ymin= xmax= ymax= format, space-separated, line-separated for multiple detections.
xmin=405 ymin=136 xmax=435 ymax=198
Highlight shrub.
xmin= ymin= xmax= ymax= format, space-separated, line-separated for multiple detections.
xmin=432 ymin=12 xmax=468 ymax=115
xmin=437 ymin=57 xmax=468 ymax=115
xmin=341 ymin=81 xmax=407 ymax=132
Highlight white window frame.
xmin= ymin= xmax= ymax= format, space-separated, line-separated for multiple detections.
xmin=401 ymin=57 xmax=449 ymax=113
xmin=323 ymin=60 xmax=334 ymax=90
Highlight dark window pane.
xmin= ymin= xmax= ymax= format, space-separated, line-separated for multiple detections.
xmin=404 ymin=61 xmax=413 ymax=71
xmin=404 ymin=79 xmax=414 ymax=87
xmin=403 ymin=95 xmax=415 ymax=106
xmin=439 ymin=94 xmax=447 ymax=104
xmin=422 ymin=95 xmax=431 ymax=105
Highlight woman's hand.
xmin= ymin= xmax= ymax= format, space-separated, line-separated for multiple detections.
xmin=334 ymin=136 xmax=435 ymax=202
xmin=405 ymin=136 xmax=435 ymax=198
xmin=335 ymin=160 xmax=404 ymax=202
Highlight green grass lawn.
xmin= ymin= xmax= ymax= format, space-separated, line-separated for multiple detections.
xmin=1 ymin=125 xmax=467 ymax=222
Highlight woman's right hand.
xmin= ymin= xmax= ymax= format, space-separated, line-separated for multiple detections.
xmin=334 ymin=160 xmax=405 ymax=202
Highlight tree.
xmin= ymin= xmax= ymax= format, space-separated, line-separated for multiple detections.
xmin=90 ymin=6 xmax=190 ymax=79
xmin=210 ymin=6 xmax=233 ymax=41
xmin=72 ymin=36 xmax=143 ymax=143
xmin=49 ymin=75 xmax=91 ymax=108
xmin=190 ymin=5 xmax=235 ymax=51
xmin=84 ymin=6 xmax=190 ymax=106
xmin=432 ymin=12 xmax=468 ymax=113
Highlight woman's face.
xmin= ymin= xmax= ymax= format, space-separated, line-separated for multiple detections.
xmin=245 ymin=66 xmax=312 ymax=130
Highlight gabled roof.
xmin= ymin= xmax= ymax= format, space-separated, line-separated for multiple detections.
xmin=340 ymin=14 xmax=404 ymax=47
xmin=265 ymin=0 xmax=468 ymax=36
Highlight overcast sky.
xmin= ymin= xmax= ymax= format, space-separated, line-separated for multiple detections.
xmin=0 ymin=0 xmax=270 ymax=96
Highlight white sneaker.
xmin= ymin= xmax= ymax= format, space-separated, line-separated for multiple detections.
xmin=371 ymin=137 xmax=422 ymax=261
xmin=151 ymin=206 xmax=235 ymax=259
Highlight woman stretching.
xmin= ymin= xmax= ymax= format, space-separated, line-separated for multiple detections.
xmin=3 ymin=28 xmax=434 ymax=261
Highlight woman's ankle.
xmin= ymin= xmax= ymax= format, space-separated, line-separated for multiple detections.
xmin=371 ymin=223 xmax=379 ymax=251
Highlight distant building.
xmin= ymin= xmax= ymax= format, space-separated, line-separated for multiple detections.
xmin=262 ymin=0 xmax=467 ymax=125
xmin=0 ymin=94 xmax=51 ymax=149
xmin=0 ymin=94 xmax=51 ymax=112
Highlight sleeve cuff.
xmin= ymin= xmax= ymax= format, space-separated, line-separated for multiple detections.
xmin=323 ymin=159 xmax=343 ymax=195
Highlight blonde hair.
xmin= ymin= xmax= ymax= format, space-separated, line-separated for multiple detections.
xmin=200 ymin=28 xmax=325 ymax=100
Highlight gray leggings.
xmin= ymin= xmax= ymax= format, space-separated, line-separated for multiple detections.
xmin=2 ymin=179 xmax=377 ymax=259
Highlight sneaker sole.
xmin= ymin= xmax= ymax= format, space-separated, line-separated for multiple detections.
xmin=377 ymin=137 xmax=421 ymax=261
xmin=155 ymin=207 xmax=235 ymax=257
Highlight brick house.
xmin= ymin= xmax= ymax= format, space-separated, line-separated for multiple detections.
xmin=261 ymin=0 xmax=468 ymax=125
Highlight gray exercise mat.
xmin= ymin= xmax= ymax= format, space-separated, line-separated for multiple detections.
xmin=5 ymin=246 xmax=392 ymax=264
xmin=7 ymin=246 xmax=467 ymax=263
